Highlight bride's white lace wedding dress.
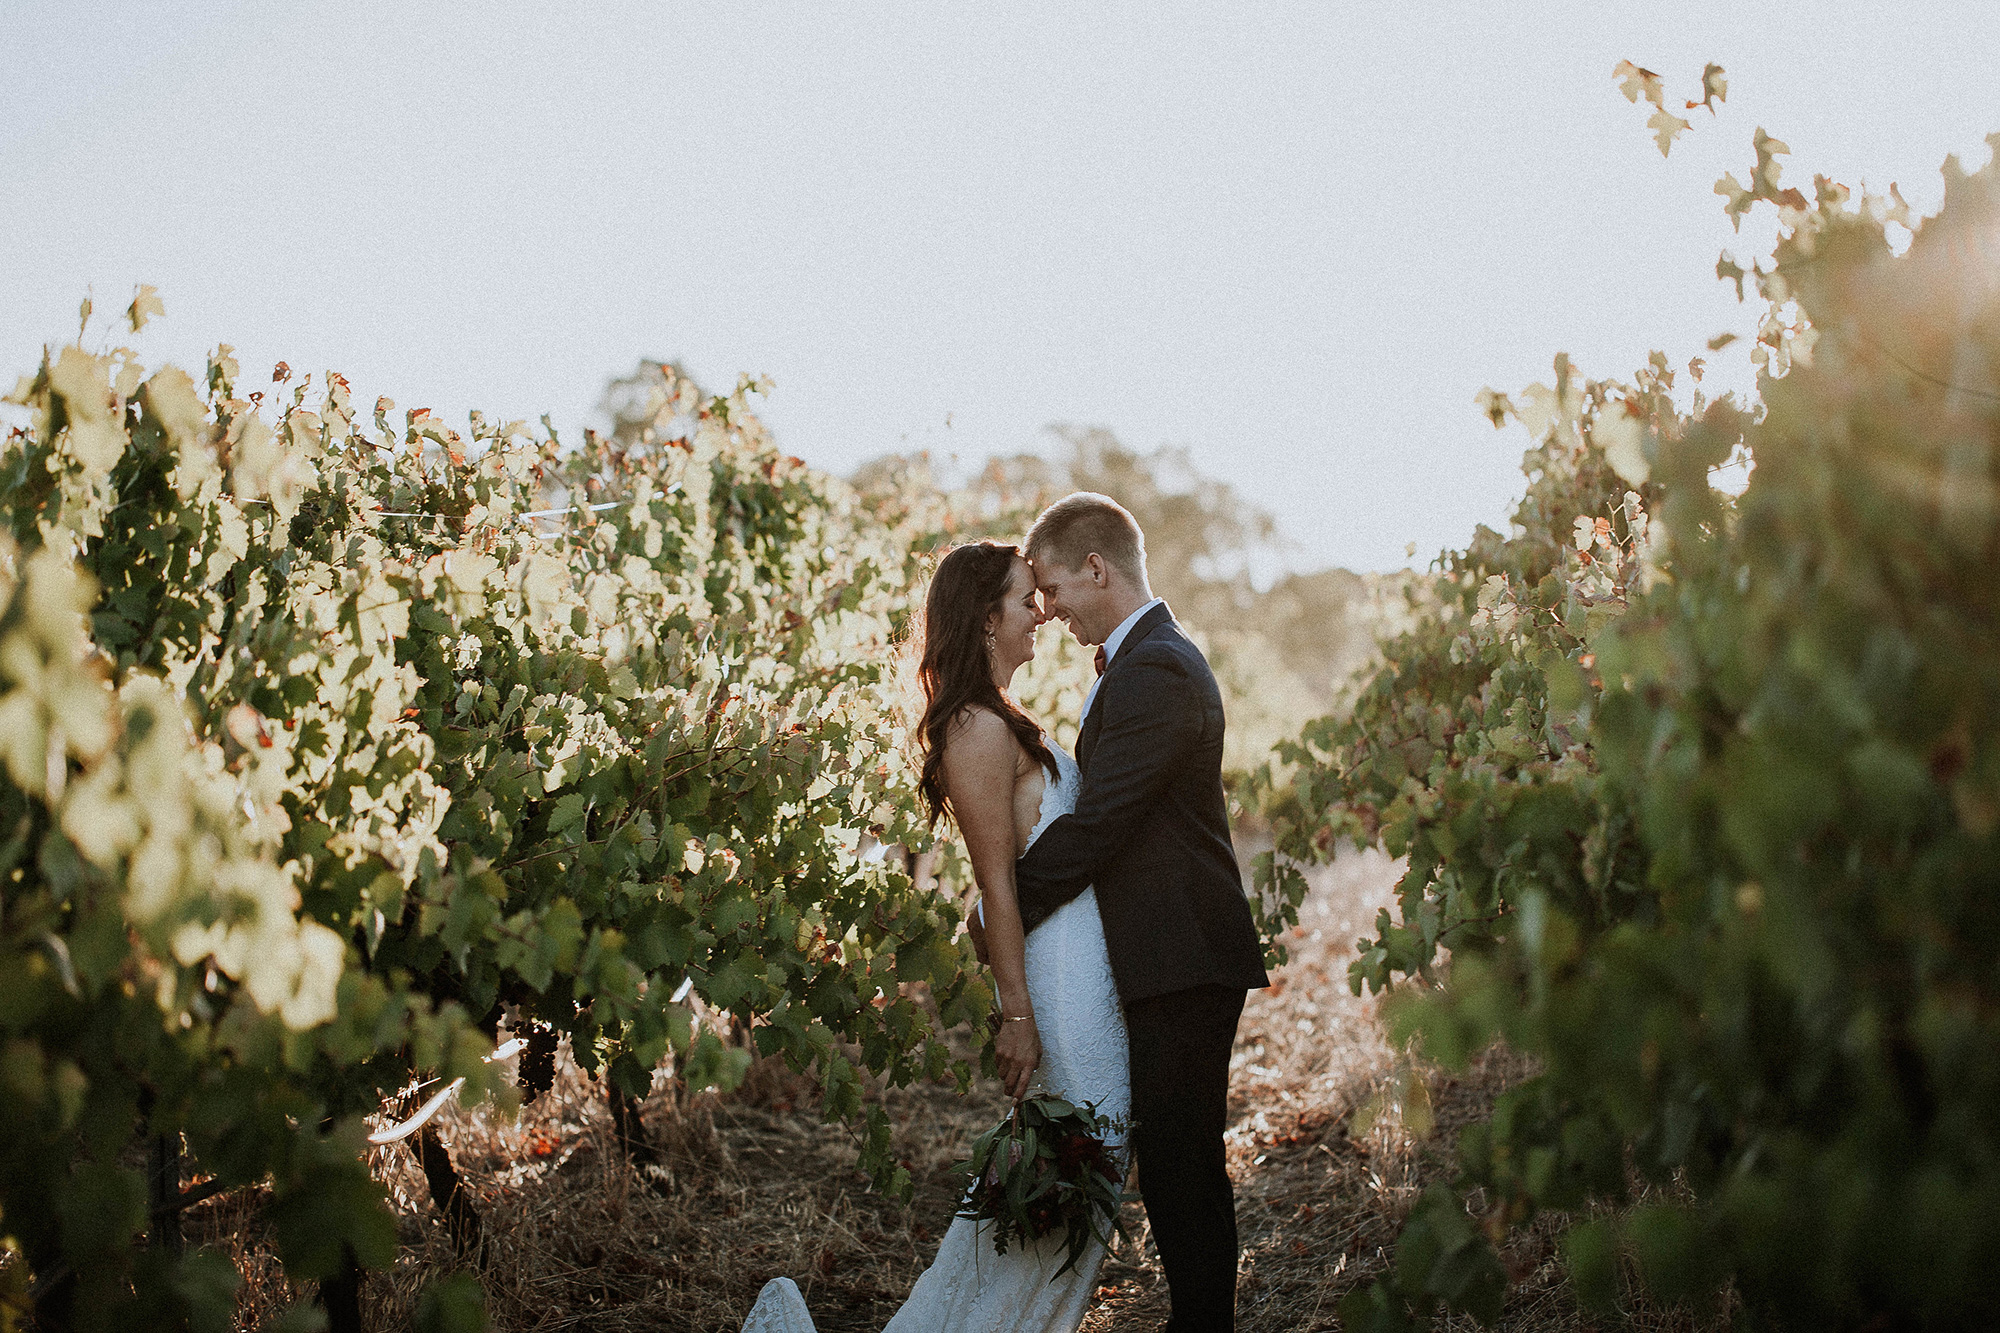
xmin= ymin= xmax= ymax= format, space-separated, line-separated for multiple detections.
xmin=740 ymin=747 xmax=1130 ymax=1333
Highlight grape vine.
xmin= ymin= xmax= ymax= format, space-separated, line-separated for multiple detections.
xmin=1254 ymin=72 xmax=2000 ymax=1329
xmin=0 ymin=339 xmax=988 ymax=1326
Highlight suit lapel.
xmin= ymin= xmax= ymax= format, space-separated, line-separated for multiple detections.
xmin=1078 ymin=603 xmax=1175 ymax=774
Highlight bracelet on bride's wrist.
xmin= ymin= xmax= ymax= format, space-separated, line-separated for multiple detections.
xmin=1002 ymin=1013 xmax=1034 ymax=1023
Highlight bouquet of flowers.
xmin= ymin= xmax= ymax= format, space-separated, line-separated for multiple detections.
xmin=952 ymin=1093 xmax=1132 ymax=1278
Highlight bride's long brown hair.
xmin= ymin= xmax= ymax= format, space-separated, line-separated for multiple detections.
xmin=914 ymin=541 xmax=1057 ymax=829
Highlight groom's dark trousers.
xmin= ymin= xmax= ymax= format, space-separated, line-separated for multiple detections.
xmin=1126 ymin=983 xmax=1248 ymax=1331
xmin=1014 ymin=603 xmax=1270 ymax=1332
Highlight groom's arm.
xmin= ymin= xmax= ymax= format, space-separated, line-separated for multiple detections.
xmin=1014 ymin=649 xmax=1203 ymax=933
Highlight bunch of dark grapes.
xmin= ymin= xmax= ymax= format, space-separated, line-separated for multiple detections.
xmin=516 ymin=1021 xmax=558 ymax=1104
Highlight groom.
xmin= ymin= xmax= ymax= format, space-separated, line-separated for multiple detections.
xmin=1012 ymin=492 xmax=1269 ymax=1333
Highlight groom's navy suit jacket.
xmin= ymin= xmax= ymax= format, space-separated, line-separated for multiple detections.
xmin=1014 ymin=603 xmax=1270 ymax=1004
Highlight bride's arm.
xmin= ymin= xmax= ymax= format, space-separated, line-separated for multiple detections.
xmin=940 ymin=708 xmax=1041 ymax=1101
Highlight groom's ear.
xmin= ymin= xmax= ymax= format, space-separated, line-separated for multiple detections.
xmin=1084 ymin=553 xmax=1109 ymax=587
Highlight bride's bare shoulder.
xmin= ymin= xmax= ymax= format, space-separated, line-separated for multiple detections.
xmin=943 ymin=704 xmax=1009 ymax=746
xmin=941 ymin=706 xmax=1030 ymax=770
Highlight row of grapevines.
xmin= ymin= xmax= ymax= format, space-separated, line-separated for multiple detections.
xmin=0 ymin=330 xmax=985 ymax=1326
xmin=1254 ymin=81 xmax=2000 ymax=1329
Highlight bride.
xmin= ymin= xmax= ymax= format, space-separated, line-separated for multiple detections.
xmin=741 ymin=540 xmax=1131 ymax=1333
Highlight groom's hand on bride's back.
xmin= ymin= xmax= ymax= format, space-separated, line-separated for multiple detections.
xmin=965 ymin=908 xmax=991 ymax=965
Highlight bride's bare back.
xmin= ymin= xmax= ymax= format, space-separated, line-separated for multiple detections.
xmin=1008 ymin=737 xmax=1048 ymax=857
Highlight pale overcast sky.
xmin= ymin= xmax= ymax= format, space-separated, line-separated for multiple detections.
xmin=4 ymin=3 xmax=1996 ymax=571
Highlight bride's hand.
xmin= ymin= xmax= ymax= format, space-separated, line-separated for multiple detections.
xmin=996 ymin=1016 xmax=1041 ymax=1102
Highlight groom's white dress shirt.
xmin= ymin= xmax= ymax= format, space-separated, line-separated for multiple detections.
xmin=1082 ymin=597 xmax=1164 ymax=721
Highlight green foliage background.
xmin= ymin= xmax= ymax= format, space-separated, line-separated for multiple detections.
xmin=1254 ymin=92 xmax=2000 ymax=1329
xmin=0 ymin=311 xmax=1356 ymax=1327
xmin=0 ymin=345 xmax=997 ymax=1327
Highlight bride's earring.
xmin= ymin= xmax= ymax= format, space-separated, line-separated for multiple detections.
xmin=984 ymin=629 xmax=997 ymax=654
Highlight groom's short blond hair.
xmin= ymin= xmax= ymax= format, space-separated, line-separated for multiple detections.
xmin=1025 ymin=492 xmax=1148 ymax=586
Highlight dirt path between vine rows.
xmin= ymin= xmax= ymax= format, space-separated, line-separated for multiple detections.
xmin=201 ymin=846 xmax=1688 ymax=1331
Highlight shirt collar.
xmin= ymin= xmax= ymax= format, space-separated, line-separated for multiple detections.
xmin=1099 ymin=597 xmax=1165 ymax=668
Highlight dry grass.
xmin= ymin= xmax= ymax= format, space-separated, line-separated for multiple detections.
xmin=194 ymin=847 xmax=1725 ymax=1331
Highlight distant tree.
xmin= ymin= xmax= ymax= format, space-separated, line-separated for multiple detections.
xmin=598 ymin=359 xmax=706 ymax=451
xmin=849 ymin=425 xmax=1390 ymax=719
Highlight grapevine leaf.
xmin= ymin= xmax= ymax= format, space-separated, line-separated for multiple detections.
xmin=1697 ymin=63 xmax=1727 ymax=113
xmin=1613 ymin=60 xmax=1666 ymax=109
xmin=1648 ymin=109 xmax=1693 ymax=157
xmin=127 ymin=284 xmax=165 ymax=333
